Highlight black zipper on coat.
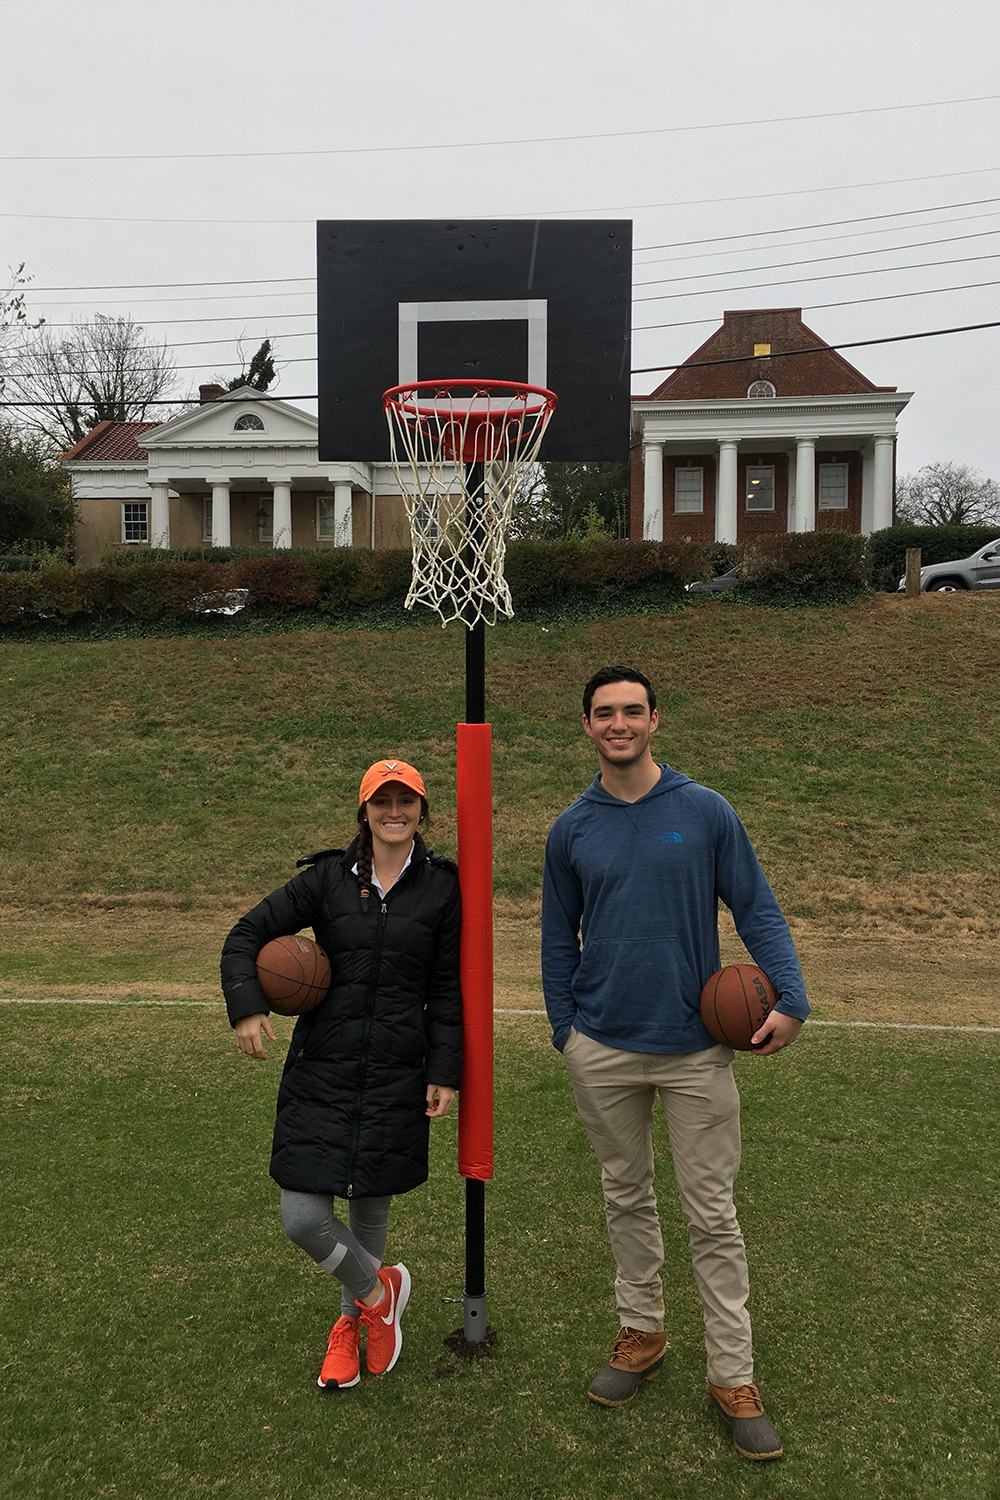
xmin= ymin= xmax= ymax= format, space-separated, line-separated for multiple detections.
xmin=345 ymin=897 xmax=389 ymax=1197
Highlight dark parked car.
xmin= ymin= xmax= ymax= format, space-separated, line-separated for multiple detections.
xmin=686 ymin=569 xmax=738 ymax=595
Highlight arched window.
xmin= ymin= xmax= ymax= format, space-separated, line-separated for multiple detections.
xmin=233 ymin=413 xmax=265 ymax=432
xmin=747 ymin=380 xmax=776 ymax=399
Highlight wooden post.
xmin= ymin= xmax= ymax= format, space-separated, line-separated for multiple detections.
xmin=905 ymin=547 xmax=921 ymax=598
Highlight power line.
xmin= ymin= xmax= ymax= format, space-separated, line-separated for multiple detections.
xmin=634 ymin=226 xmax=1000 ymax=289
xmin=630 ymin=318 xmax=1000 ymax=375
xmin=3 ymin=314 xmax=1000 ymax=407
xmin=18 ymin=197 xmax=1000 ymax=296
xmin=3 ymin=166 xmax=1000 ymax=228
xmin=21 ymin=271 xmax=1000 ymax=359
xmin=636 ymin=206 xmax=1000 ymax=268
xmin=633 ymin=196 xmax=1000 ymax=256
xmin=633 ymin=248 xmax=1000 ymax=304
xmin=27 ymin=208 xmax=1000 ymax=315
xmin=633 ymin=275 xmax=1000 ymax=333
xmin=4 ymin=93 xmax=998 ymax=163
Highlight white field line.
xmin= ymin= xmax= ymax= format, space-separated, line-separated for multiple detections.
xmin=2 ymin=998 xmax=999 ymax=1037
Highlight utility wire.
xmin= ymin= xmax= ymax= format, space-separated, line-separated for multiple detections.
xmin=633 ymin=248 xmax=1000 ymax=303
xmin=633 ymin=275 xmax=1000 ymax=332
xmin=637 ymin=206 xmax=1000 ymax=268
xmin=634 ymin=226 xmax=1000 ymax=288
xmin=4 ymin=93 xmax=998 ymax=162
xmin=631 ymin=318 xmax=1000 ymax=375
xmin=4 ymin=165 xmax=1000 ymax=228
xmin=20 ymin=271 xmax=1000 ymax=360
xmin=29 ymin=214 xmax=1000 ymax=316
xmin=4 ymin=313 xmax=1000 ymax=407
xmin=20 ymin=196 xmax=1000 ymax=293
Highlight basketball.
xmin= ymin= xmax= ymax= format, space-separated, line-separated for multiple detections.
xmin=700 ymin=964 xmax=777 ymax=1051
xmin=256 ymin=935 xmax=331 ymax=1016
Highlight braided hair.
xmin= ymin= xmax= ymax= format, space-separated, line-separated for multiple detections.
xmin=356 ymin=797 xmax=429 ymax=911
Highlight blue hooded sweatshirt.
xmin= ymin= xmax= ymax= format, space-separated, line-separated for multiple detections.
xmin=542 ymin=764 xmax=809 ymax=1055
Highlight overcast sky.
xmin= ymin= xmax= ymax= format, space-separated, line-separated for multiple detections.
xmin=2 ymin=0 xmax=998 ymax=478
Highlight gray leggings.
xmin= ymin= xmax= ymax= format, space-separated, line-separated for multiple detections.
xmin=280 ymin=1190 xmax=391 ymax=1320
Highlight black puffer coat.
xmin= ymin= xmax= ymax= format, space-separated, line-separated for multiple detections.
xmin=221 ymin=835 xmax=462 ymax=1198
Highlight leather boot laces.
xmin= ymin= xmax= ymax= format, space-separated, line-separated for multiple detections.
xmin=722 ymin=1383 xmax=764 ymax=1417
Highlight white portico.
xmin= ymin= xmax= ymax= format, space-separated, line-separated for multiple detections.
xmin=63 ymin=387 xmax=424 ymax=566
xmin=138 ymin=387 xmax=371 ymax=553
xmin=630 ymin=309 xmax=912 ymax=545
xmin=633 ymin=393 xmax=911 ymax=543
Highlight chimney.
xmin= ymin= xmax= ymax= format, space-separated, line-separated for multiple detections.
xmin=199 ymin=383 xmax=225 ymax=404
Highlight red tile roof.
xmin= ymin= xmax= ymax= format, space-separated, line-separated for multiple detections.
xmin=60 ymin=420 xmax=162 ymax=463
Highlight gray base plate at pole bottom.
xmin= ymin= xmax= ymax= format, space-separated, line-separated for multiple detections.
xmin=463 ymin=1290 xmax=488 ymax=1343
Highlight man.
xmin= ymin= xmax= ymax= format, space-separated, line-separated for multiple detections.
xmin=542 ymin=665 xmax=809 ymax=1462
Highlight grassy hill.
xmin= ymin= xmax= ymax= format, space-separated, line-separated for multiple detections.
xmin=3 ymin=591 xmax=997 ymax=925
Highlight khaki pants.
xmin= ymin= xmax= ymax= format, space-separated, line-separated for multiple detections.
xmin=562 ymin=1027 xmax=752 ymax=1387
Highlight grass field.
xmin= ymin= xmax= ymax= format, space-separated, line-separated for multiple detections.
xmin=2 ymin=591 xmax=999 ymax=1498
xmin=3 ymin=1006 xmax=999 ymax=1500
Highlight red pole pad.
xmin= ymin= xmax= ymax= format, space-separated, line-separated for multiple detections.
xmin=456 ymin=722 xmax=494 ymax=1181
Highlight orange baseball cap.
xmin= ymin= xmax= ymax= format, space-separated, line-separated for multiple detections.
xmin=358 ymin=759 xmax=427 ymax=806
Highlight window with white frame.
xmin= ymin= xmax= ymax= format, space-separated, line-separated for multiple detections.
xmin=745 ymin=466 xmax=775 ymax=511
xmin=122 ymin=502 xmax=148 ymax=542
xmin=747 ymin=380 xmax=776 ymax=398
xmin=818 ymin=462 xmax=849 ymax=510
xmin=674 ymin=467 xmax=704 ymax=513
xmin=233 ymin=413 xmax=265 ymax=432
xmin=317 ymin=495 xmax=336 ymax=540
xmin=202 ymin=496 xmax=213 ymax=542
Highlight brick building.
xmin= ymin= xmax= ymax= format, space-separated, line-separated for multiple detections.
xmin=630 ymin=309 xmax=911 ymax=542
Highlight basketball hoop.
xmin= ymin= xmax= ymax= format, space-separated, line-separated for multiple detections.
xmin=383 ymin=378 xmax=557 ymax=628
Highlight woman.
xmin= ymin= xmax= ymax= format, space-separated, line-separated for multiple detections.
xmin=221 ymin=758 xmax=462 ymax=1392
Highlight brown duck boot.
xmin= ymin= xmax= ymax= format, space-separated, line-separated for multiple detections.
xmin=707 ymin=1380 xmax=783 ymax=1461
xmin=587 ymin=1327 xmax=667 ymax=1407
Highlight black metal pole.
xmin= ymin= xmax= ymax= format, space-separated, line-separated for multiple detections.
xmin=463 ymin=457 xmax=488 ymax=1341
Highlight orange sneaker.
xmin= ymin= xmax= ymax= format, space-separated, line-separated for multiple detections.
xmin=317 ymin=1315 xmax=360 ymax=1391
xmin=356 ymin=1264 xmax=411 ymax=1376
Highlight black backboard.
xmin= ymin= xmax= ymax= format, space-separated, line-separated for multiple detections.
xmin=317 ymin=219 xmax=632 ymax=462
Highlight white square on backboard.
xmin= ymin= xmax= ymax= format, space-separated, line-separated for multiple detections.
xmin=397 ymin=299 xmax=548 ymax=388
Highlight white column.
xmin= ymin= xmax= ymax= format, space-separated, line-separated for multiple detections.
xmin=271 ymin=482 xmax=292 ymax=549
xmin=716 ymin=440 xmax=738 ymax=543
xmin=334 ymin=483 xmax=353 ymax=547
xmin=211 ymin=481 xmax=231 ymax=548
xmin=872 ymin=437 xmax=894 ymax=531
xmin=794 ymin=438 xmax=816 ymax=533
xmin=860 ymin=443 xmax=875 ymax=535
xmin=642 ymin=440 xmax=664 ymax=540
xmin=149 ymin=482 xmax=170 ymax=549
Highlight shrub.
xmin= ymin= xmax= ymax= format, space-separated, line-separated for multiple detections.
xmin=867 ymin=524 xmax=1000 ymax=592
xmin=734 ymin=531 xmax=868 ymax=604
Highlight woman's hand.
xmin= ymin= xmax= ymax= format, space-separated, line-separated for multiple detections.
xmin=234 ymin=1013 xmax=277 ymax=1060
xmin=426 ymin=1083 xmax=456 ymax=1118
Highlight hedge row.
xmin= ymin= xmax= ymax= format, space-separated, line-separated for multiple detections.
xmin=868 ymin=524 xmax=1000 ymax=591
xmin=0 ymin=532 xmax=870 ymax=629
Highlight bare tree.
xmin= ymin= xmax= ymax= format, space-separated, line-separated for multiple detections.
xmin=0 ymin=263 xmax=44 ymax=395
xmin=896 ymin=462 xmax=1000 ymax=526
xmin=11 ymin=314 xmax=177 ymax=450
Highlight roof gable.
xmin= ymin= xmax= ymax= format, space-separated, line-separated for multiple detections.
xmin=647 ymin=309 xmax=896 ymax=401
xmin=139 ymin=387 xmax=317 ymax=449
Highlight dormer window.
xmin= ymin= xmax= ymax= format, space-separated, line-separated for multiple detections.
xmin=747 ymin=380 xmax=776 ymax=399
xmin=234 ymin=413 xmax=265 ymax=432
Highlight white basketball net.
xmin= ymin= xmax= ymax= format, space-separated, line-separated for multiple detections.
xmin=384 ymin=381 xmax=557 ymax=628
